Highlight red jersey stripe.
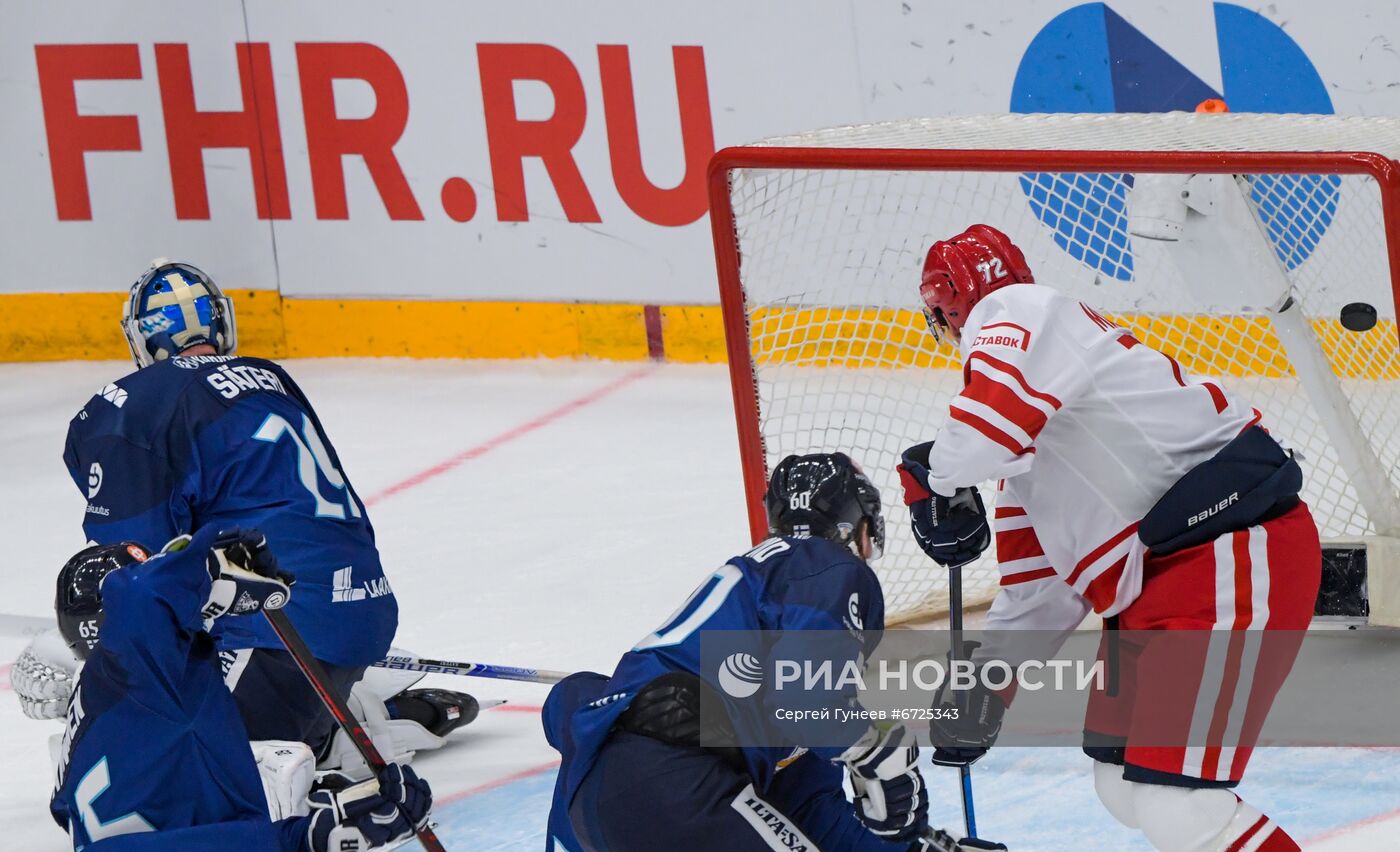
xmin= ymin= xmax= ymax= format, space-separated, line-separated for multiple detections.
xmin=994 ymin=506 xmax=1027 ymax=519
xmin=1083 ymin=553 xmax=1129 ymax=612
xmin=1001 ymin=567 xmax=1057 ymax=586
xmin=948 ymin=407 xmax=1034 ymax=457
xmin=1203 ymin=381 xmax=1229 ymax=414
xmin=965 ymin=351 xmax=1064 ymax=410
xmin=1067 ymin=522 xmax=1139 ymax=586
xmin=996 ymin=526 xmax=1045 ymax=562
xmin=963 ymin=372 xmax=1051 ymax=440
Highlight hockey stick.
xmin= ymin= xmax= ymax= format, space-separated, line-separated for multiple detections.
xmin=946 ymin=556 xmax=980 ymax=841
xmin=372 ymin=653 xmax=569 ymax=685
xmin=264 ymin=609 xmax=448 ymax=852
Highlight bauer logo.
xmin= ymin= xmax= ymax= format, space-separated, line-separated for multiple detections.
xmin=717 ymin=652 xmax=764 ymax=699
xmin=1011 ymin=3 xmax=1336 ymax=281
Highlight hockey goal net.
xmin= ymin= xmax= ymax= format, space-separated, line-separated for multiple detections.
xmin=708 ymin=113 xmax=1400 ymax=625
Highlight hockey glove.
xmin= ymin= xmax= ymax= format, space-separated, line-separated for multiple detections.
xmin=929 ymin=648 xmax=1006 ymax=768
xmin=201 ymin=529 xmax=295 ymax=624
xmin=851 ymin=764 xmax=929 ymax=841
xmin=840 ymin=724 xmax=919 ymax=782
xmin=956 ymin=839 xmax=1010 ymax=851
xmin=898 ymin=443 xmax=990 ymax=567
xmin=306 ymin=764 xmax=432 ymax=852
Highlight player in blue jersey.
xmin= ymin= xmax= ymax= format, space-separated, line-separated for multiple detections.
xmin=48 ymin=525 xmax=432 ymax=851
xmin=46 ymin=260 xmax=471 ymax=763
xmin=543 ymin=453 xmax=988 ymax=852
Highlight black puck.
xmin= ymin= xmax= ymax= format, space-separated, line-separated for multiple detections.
xmin=1340 ymin=302 xmax=1378 ymax=332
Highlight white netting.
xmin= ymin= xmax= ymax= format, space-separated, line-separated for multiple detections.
xmin=718 ymin=113 xmax=1400 ymax=623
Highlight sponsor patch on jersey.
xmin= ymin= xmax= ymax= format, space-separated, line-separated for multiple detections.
xmin=971 ymin=322 xmax=1031 ymax=352
xmin=98 ymin=383 xmax=128 ymax=408
xmin=730 ymin=785 xmax=817 ymax=851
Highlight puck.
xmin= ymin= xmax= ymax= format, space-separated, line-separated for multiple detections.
xmin=1340 ymin=302 xmax=1378 ymax=332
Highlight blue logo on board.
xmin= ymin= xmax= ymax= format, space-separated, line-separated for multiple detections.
xmin=1010 ymin=3 xmax=1337 ymax=281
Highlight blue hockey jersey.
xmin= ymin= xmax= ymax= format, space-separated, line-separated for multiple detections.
xmin=543 ymin=535 xmax=887 ymax=851
xmin=63 ymin=355 xmax=395 ymax=667
xmin=51 ymin=526 xmax=308 ymax=850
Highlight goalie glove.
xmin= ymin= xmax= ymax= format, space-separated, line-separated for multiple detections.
xmin=199 ymin=529 xmax=295 ymax=625
xmin=305 ymin=764 xmax=432 ymax=852
xmin=897 ymin=442 xmax=990 ymax=567
xmin=12 ymin=628 xmax=79 ymax=721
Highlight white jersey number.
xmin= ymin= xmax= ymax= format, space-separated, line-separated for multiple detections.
xmin=253 ymin=413 xmax=363 ymax=520
xmin=634 ymin=563 xmax=745 ymax=650
xmin=74 ymin=757 xmax=154 ymax=842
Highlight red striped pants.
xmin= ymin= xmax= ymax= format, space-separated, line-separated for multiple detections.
xmin=1083 ymin=501 xmax=1322 ymax=783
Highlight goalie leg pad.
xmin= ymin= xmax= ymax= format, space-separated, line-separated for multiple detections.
xmin=252 ymin=740 xmax=317 ymax=820
xmin=13 ymin=628 xmax=80 ymax=721
xmin=319 ymin=680 xmax=447 ymax=776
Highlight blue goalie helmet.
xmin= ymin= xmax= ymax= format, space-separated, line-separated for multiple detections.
xmin=121 ymin=260 xmax=237 ymax=367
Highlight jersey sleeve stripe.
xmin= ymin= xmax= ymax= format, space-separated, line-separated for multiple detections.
xmin=952 ymin=395 xmax=1037 ymax=446
xmin=1067 ymin=521 xmax=1140 ymax=586
xmin=995 ymin=526 xmax=1045 ymax=562
xmin=1202 ymin=381 xmax=1229 ymax=414
xmin=1000 ymin=567 xmax=1058 ymax=587
xmin=948 ymin=406 xmax=1034 ymax=457
xmin=965 ymin=352 xmax=1063 ymax=410
xmin=962 ymin=371 xmax=1052 ymax=440
xmin=993 ymin=505 xmax=1027 ymax=519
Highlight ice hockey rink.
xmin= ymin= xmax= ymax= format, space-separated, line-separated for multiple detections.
xmin=3 ymin=358 xmax=1399 ymax=851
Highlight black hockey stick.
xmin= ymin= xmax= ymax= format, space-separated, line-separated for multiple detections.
xmin=265 ymin=609 xmax=448 ymax=852
xmin=946 ymin=557 xmax=980 ymax=841
xmin=373 ymin=653 xmax=569 ymax=684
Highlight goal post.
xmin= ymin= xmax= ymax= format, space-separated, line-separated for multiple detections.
xmin=707 ymin=112 xmax=1400 ymax=625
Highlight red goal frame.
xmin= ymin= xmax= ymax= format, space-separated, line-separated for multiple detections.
xmin=707 ymin=146 xmax=1400 ymax=546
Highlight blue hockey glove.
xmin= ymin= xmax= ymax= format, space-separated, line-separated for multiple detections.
xmin=898 ymin=442 xmax=990 ymax=567
xmin=306 ymin=764 xmax=432 ymax=852
xmin=200 ymin=528 xmax=294 ymax=623
xmin=851 ymin=764 xmax=929 ymax=841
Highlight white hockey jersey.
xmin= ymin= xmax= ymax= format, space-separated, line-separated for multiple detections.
xmin=925 ymin=284 xmax=1259 ymax=634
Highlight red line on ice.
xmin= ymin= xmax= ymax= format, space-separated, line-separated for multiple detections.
xmin=490 ymin=704 xmax=544 ymax=713
xmin=435 ymin=759 xmax=561 ymax=806
xmin=0 ymin=662 xmax=11 ymax=692
xmin=1304 ymin=802 xmax=1400 ymax=844
xmin=363 ymin=366 xmax=656 ymax=507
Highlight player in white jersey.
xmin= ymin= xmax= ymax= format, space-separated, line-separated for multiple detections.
xmin=895 ymin=225 xmax=1320 ymax=852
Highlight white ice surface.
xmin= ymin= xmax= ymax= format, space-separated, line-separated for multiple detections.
xmin=1 ymin=359 xmax=1397 ymax=850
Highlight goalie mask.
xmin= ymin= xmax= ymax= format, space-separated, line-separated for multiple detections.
xmin=765 ymin=452 xmax=885 ymax=560
xmin=122 ymin=260 xmax=237 ymax=367
xmin=56 ymin=542 xmax=149 ymax=660
xmin=919 ymin=224 xmax=1033 ymax=344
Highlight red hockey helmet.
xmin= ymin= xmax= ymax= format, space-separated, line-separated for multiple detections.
xmin=919 ymin=224 xmax=1033 ymax=343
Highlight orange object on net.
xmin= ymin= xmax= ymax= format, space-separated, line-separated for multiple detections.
xmin=1196 ymin=98 xmax=1230 ymax=113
